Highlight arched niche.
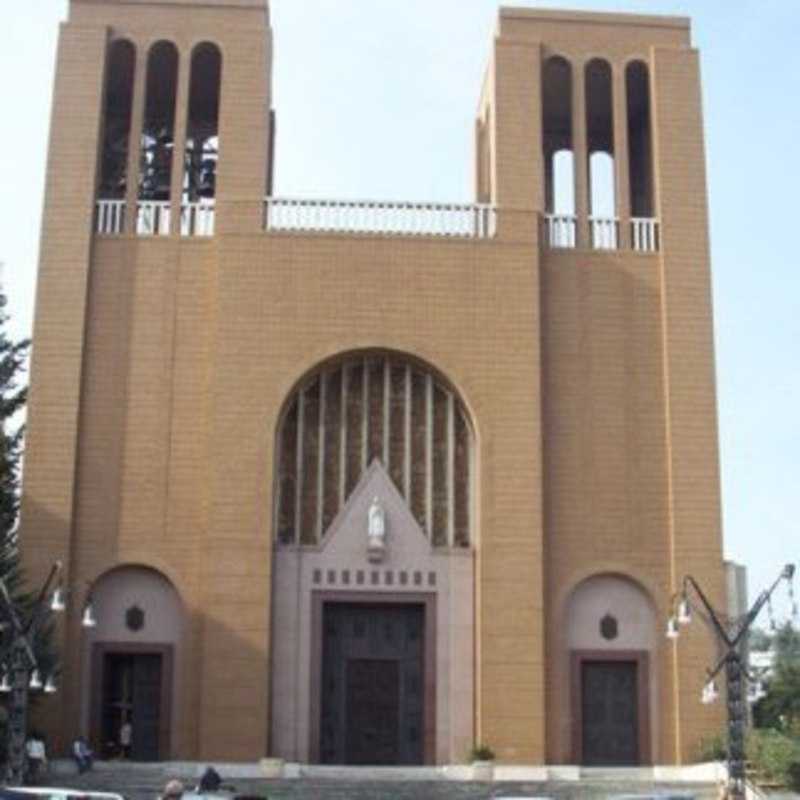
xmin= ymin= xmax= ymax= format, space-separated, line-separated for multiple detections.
xmin=81 ymin=565 xmax=185 ymax=761
xmin=565 ymin=573 xmax=658 ymax=766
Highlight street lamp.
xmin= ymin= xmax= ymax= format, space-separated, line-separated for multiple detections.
xmin=667 ymin=563 xmax=796 ymax=800
xmin=0 ymin=561 xmax=98 ymax=785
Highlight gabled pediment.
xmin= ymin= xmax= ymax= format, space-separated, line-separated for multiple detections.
xmin=320 ymin=459 xmax=431 ymax=562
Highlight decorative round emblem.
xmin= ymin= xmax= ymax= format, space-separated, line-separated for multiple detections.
xmin=125 ymin=605 xmax=145 ymax=632
xmin=600 ymin=613 xmax=619 ymax=641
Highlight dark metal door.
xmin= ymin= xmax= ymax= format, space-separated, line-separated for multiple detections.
xmin=131 ymin=655 xmax=162 ymax=761
xmin=581 ymin=660 xmax=639 ymax=766
xmin=320 ymin=603 xmax=424 ymax=765
xmin=100 ymin=654 xmax=163 ymax=761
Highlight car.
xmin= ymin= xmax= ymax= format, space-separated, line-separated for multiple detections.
xmin=0 ymin=788 xmax=125 ymax=800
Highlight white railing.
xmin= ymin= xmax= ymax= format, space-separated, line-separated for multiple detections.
xmin=95 ymin=200 xmax=126 ymax=235
xmin=136 ymin=201 xmax=171 ymax=236
xmin=631 ymin=217 xmax=660 ymax=252
xmin=181 ymin=199 xmax=215 ymax=237
xmin=544 ymin=214 xmax=577 ymax=249
xmin=589 ymin=217 xmax=619 ymax=250
xmin=263 ymin=197 xmax=497 ymax=239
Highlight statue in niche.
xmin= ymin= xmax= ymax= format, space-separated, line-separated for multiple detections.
xmin=367 ymin=496 xmax=387 ymax=563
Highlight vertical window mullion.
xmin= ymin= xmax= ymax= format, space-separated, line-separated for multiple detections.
xmin=339 ymin=364 xmax=348 ymax=509
xmin=425 ymin=373 xmax=433 ymax=537
xmin=294 ymin=390 xmax=305 ymax=545
xmin=447 ymin=392 xmax=455 ymax=548
xmin=383 ymin=359 xmax=391 ymax=467
xmin=317 ymin=373 xmax=327 ymax=542
xmin=404 ymin=364 xmax=412 ymax=501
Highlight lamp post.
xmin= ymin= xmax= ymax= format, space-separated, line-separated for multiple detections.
xmin=0 ymin=561 xmax=97 ymax=786
xmin=667 ymin=563 xmax=796 ymax=800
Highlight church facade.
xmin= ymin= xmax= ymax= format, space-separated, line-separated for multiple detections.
xmin=21 ymin=0 xmax=727 ymax=767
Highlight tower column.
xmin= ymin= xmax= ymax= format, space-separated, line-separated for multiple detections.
xmin=124 ymin=37 xmax=148 ymax=235
xmin=572 ymin=57 xmax=590 ymax=248
xmin=169 ymin=47 xmax=192 ymax=236
xmin=613 ymin=61 xmax=632 ymax=249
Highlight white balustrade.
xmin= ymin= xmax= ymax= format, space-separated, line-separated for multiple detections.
xmin=544 ymin=214 xmax=577 ymax=249
xmin=589 ymin=217 xmax=619 ymax=250
xmin=136 ymin=201 xmax=171 ymax=236
xmin=263 ymin=197 xmax=497 ymax=239
xmin=181 ymin=199 xmax=215 ymax=237
xmin=95 ymin=200 xmax=126 ymax=235
xmin=631 ymin=217 xmax=660 ymax=252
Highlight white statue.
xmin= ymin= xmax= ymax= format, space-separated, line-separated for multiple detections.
xmin=367 ymin=496 xmax=387 ymax=562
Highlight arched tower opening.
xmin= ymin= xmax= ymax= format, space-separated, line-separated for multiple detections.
xmin=98 ymin=40 xmax=136 ymax=203
xmin=585 ymin=58 xmax=617 ymax=248
xmin=626 ymin=60 xmax=655 ymax=220
xmin=542 ymin=56 xmax=575 ymax=246
xmin=182 ymin=42 xmax=222 ymax=235
xmin=137 ymin=41 xmax=179 ymax=235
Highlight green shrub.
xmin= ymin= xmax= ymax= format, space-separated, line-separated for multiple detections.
xmin=695 ymin=733 xmax=726 ymax=762
xmin=747 ymin=729 xmax=800 ymax=785
xmin=788 ymin=761 xmax=800 ymax=792
xmin=469 ymin=743 xmax=495 ymax=762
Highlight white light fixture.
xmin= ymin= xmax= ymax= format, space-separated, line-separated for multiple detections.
xmin=678 ymin=598 xmax=692 ymax=625
xmin=44 ymin=675 xmax=57 ymax=694
xmin=81 ymin=600 xmax=97 ymax=628
xmin=29 ymin=670 xmax=43 ymax=691
xmin=702 ymin=679 xmax=719 ymax=705
xmin=50 ymin=587 xmax=66 ymax=613
xmin=666 ymin=617 xmax=680 ymax=640
xmin=0 ymin=673 xmax=11 ymax=693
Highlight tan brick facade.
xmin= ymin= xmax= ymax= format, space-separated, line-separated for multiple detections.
xmin=21 ymin=0 xmax=725 ymax=766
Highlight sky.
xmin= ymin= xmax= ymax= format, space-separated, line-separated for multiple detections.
xmin=0 ymin=0 xmax=798 ymax=619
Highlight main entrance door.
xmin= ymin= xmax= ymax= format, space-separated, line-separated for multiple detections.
xmin=320 ymin=603 xmax=425 ymax=765
xmin=580 ymin=660 xmax=640 ymax=766
xmin=94 ymin=648 xmax=170 ymax=761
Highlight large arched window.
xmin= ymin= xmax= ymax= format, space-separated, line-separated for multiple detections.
xmin=138 ymin=40 xmax=179 ymax=234
xmin=99 ymin=39 xmax=136 ymax=201
xmin=626 ymin=60 xmax=654 ymax=218
xmin=274 ymin=353 xmax=473 ymax=548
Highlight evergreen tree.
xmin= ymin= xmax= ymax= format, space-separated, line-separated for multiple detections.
xmin=753 ymin=622 xmax=800 ymax=733
xmin=0 ymin=285 xmax=31 ymax=762
xmin=0 ymin=287 xmax=29 ymax=598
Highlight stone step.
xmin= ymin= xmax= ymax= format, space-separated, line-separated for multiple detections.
xmin=43 ymin=772 xmax=719 ymax=800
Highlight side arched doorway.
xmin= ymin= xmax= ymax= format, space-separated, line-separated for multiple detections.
xmin=270 ymin=351 xmax=476 ymax=765
xmin=566 ymin=574 xmax=658 ymax=766
xmin=81 ymin=566 xmax=184 ymax=761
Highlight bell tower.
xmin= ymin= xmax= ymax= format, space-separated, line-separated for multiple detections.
xmin=22 ymin=0 xmax=273 ymax=756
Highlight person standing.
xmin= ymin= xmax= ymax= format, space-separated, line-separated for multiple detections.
xmin=119 ymin=719 xmax=133 ymax=759
xmin=25 ymin=733 xmax=47 ymax=782
xmin=72 ymin=736 xmax=94 ymax=774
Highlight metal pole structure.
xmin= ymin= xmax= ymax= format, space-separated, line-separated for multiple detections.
xmin=0 ymin=561 xmax=64 ymax=786
xmin=668 ymin=564 xmax=796 ymax=800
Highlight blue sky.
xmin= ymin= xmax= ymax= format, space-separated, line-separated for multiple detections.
xmin=0 ymin=0 xmax=797 ymax=616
